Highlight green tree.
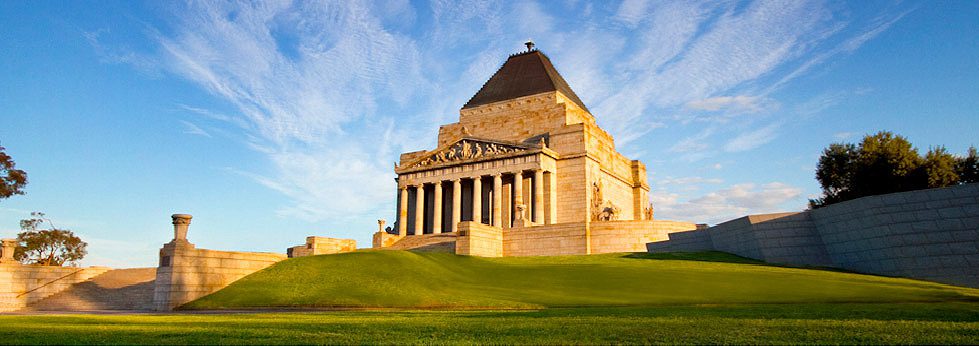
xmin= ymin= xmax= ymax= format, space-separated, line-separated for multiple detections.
xmin=957 ymin=146 xmax=979 ymax=183
xmin=850 ymin=131 xmax=923 ymax=197
xmin=0 ymin=143 xmax=28 ymax=201
xmin=15 ymin=212 xmax=87 ymax=266
xmin=811 ymin=143 xmax=856 ymax=207
xmin=920 ymin=146 xmax=959 ymax=188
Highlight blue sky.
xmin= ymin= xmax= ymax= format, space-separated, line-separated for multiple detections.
xmin=1 ymin=0 xmax=976 ymax=267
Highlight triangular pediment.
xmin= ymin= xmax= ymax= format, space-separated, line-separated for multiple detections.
xmin=399 ymin=137 xmax=537 ymax=171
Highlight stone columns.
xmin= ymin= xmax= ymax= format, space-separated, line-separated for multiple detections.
xmin=492 ymin=174 xmax=503 ymax=227
xmin=414 ymin=185 xmax=425 ymax=236
xmin=452 ymin=179 xmax=462 ymax=232
xmin=398 ymin=187 xmax=408 ymax=236
xmin=513 ymin=171 xmax=524 ymax=219
xmin=0 ymin=238 xmax=17 ymax=263
xmin=472 ymin=176 xmax=482 ymax=224
xmin=172 ymin=214 xmax=192 ymax=242
xmin=547 ymin=171 xmax=557 ymax=224
xmin=534 ymin=169 xmax=544 ymax=224
xmin=432 ymin=181 xmax=443 ymax=234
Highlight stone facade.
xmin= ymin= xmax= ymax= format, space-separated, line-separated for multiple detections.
xmin=647 ymin=183 xmax=979 ymax=288
xmin=0 ymin=264 xmax=111 ymax=312
xmin=375 ymin=48 xmax=693 ymax=256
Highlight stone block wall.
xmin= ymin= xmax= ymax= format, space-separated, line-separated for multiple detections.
xmin=0 ymin=264 xmax=111 ymax=312
xmin=590 ymin=220 xmax=697 ymax=253
xmin=810 ymin=183 xmax=979 ymax=288
xmin=373 ymin=232 xmax=402 ymax=248
xmin=455 ymin=222 xmax=503 ymax=257
xmin=153 ymin=242 xmax=287 ymax=310
xmin=503 ymin=222 xmax=588 ymax=256
xmin=647 ymin=184 xmax=979 ymax=288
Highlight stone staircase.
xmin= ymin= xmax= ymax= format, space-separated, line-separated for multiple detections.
xmin=387 ymin=233 xmax=457 ymax=253
xmin=22 ymin=268 xmax=157 ymax=311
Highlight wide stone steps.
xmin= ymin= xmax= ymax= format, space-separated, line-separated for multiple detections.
xmin=22 ymin=268 xmax=157 ymax=311
xmin=387 ymin=233 xmax=457 ymax=253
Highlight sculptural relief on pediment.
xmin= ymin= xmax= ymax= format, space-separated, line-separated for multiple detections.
xmin=405 ymin=139 xmax=530 ymax=169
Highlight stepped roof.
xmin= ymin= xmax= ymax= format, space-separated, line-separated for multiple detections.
xmin=463 ymin=50 xmax=589 ymax=112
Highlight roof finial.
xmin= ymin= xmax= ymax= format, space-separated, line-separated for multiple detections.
xmin=524 ymin=40 xmax=535 ymax=52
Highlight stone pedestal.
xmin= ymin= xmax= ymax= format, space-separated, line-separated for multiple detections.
xmin=0 ymin=239 xmax=17 ymax=264
xmin=170 ymin=214 xmax=194 ymax=247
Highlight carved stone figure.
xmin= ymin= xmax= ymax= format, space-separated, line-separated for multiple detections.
xmin=644 ymin=202 xmax=654 ymax=220
xmin=410 ymin=140 xmax=524 ymax=168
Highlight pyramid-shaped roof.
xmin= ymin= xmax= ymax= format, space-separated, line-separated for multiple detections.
xmin=463 ymin=50 xmax=589 ymax=112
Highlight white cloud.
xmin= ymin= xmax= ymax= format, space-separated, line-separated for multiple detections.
xmin=723 ymin=122 xmax=781 ymax=152
xmin=686 ymin=96 xmax=756 ymax=112
xmin=833 ymin=131 xmax=856 ymax=141
xmin=179 ymin=120 xmax=211 ymax=138
xmin=652 ymin=182 xmax=803 ymax=224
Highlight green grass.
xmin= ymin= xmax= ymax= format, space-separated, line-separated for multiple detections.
xmin=184 ymin=251 xmax=979 ymax=310
xmin=0 ymin=303 xmax=977 ymax=344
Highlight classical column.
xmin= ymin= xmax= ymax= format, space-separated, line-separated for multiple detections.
xmin=414 ymin=184 xmax=425 ymax=236
xmin=452 ymin=179 xmax=461 ymax=232
xmin=492 ymin=173 xmax=503 ymax=227
xmin=398 ymin=187 xmax=408 ymax=236
xmin=472 ymin=176 xmax=482 ymax=224
xmin=534 ymin=169 xmax=544 ymax=224
xmin=432 ymin=181 xmax=443 ymax=234
xmin=513 ymin=170 xmax=524 ymax=211
xmin=547 ymin=171 xmax=557 ymax=224
xmin=171 ymin=214 xmax=192 ymax=242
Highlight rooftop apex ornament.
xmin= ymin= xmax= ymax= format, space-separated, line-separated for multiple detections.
xmin=524 ymin=40 xmax=535 ymax=52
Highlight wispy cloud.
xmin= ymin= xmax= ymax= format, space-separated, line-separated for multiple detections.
xmin=652 ymin=182 xmax=803 ymax=224
xmin=179 ymin=120 xmax=211 ymax=138
xmin=723 ymin=122 xmax=781 ymax=152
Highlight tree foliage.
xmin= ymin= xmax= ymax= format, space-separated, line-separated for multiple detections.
xmin=0 ymin=143 xmax=28 ymax=201
xmin=15 ymin=212 xmax=87 ymax=266
xmin=811 ymin=131 xmax=975 ymax=208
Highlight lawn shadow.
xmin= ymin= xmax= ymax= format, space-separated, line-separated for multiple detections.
xmin=622 ymin=251 xmax=766 ymax=264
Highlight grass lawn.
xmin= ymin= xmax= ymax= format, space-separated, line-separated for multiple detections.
xmin=0 ymin=303 xmax=977 ymax=344
xmin=2 ymin=251 xmax=976 ymax=344
xmin=184 ymin=251 xmax=979 ymax=309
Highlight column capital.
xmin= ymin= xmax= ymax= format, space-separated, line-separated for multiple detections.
xmin=433 ymin=180 xmax=442 ymax=186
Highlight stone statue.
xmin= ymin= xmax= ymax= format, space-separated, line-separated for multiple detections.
xmin=514 ymin=204 xmax=530 ymax=227
xmin=644 ymin=202 xmax=654 ymax=220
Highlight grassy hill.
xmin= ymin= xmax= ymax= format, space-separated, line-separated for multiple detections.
xmin=183 ymin=251 xmax=979 ymax=310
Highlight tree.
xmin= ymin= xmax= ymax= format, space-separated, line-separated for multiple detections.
xmin=811 ymin=131 xmax=973 ymax=209
xmin=0 ymin=143 xmax=28 ymax=201
xmin=15 ymin=212 xmax=87 ymax=266
xmin=957 ymin=146 xmax=979 ymax=183
xmin=850 ymin=131 xmax=923 ymax=197
xmin=920 ymin=146 xmax=959 ymax=188
xmin=811 ymin=143 xmax=856 ymax=207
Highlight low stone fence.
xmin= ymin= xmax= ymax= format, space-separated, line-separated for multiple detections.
xmin=648 ymin=183 xmax=979 ymax=288
xmin=456 ymin=222 xmax=503 ymax=257
xmin=288 ymin=236 xmax=356 ymax=258
xmin=590 ymin=220 xmax=698 ymax=254
xmin=0 ymin=264 xmax=111 ymax=312
xmin=504 ymin=222 xmax=588 ymax=256
xmin=152 ymin=214 xmax=288 ymax=310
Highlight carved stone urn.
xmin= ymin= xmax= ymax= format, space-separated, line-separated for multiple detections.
xmin=171 ymin=214 xmax=192 ymax=242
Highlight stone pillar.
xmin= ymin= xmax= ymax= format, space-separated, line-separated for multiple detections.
xmin=492 ymin=173 xmax=503 ymax=227
xmin=472 ymin=176 xmax=482 ymax=224
xmin=377 ymin=219 xmax=386 ymax=233
xmin=513 ymin=171 xmax=524 ymax=215
xmin=534 ymin=169 xmax=544 ymax=224
xmin=398 ymin=187 xmax=408 ymax=236
xmin=0 ymin=238 xmax=17 ymax=263
xmin=432 ymin=181 xmax=443 ymax=234
xmin=171 ymin=214 xmax=192 ymax=242
xmin=547 ymin=171 xmax=557 ymax=224
xmin=414 ymin=185 xmax=425 ymax=236
xmin=452 ymin=179 xmax=462 ymax=232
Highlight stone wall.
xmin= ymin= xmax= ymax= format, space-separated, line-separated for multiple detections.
xmin=153 ymin=241 xmax=286 ymax=310
xmin=455 ymin=222 xmax=503 ymax=257
xmin=0 ymin=264 xmax=111 ymax=312
xmin=647 ymin=184 xmax=979 ymax=288
xmin=503 ymin=222 xmax=588 ymax=256
xmin=590 ymin=220 xmax=698 ymax=254
xmin=289 ymin=236 xmax=356 ymax=258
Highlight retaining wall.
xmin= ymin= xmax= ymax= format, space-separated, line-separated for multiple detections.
xmin=590 ymin=220 xmax=698 ymax=254
xmin=647 ymin=183 xmax=979 ymax=288
xmin=0 ymin=264 xmax=111 ymax=312
xmin=456 ymin=222 xmax=503 ymax=257
xmin=153 ymin=241 xmax=287 ymax=310
xmin=503 ymin=222 xmax=588 ymax=256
